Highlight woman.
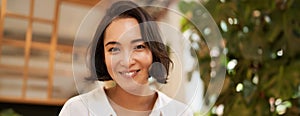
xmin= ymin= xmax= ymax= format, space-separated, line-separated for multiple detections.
xmin=59 ymin=1 xmax=192 ymax=116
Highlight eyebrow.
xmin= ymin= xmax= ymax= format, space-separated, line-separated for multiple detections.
xmin=131 ymin=39 xmax=144 ymax=43
xmin=104 ymin=39 xmax=144 ymax=46
xmin=105 ymin=41 xmax=120 ymax=46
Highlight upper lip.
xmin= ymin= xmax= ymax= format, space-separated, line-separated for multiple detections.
xmin=119 ymin=69 xmax=140 ymax=73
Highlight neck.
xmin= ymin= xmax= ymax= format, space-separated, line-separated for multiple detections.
xmin=105 ymin=84 xmax=157 ymax=111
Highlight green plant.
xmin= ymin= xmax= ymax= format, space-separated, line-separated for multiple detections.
xmin=179 ymin=0 xmax=300 ymax=115
xmin=0 ymin=109 xmax=22 ymax=116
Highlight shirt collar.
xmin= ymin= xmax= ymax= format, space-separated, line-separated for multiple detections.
xmin=83 ymin=86 xmax=166 ymax=116
xmin=81 ymin=86 xmax=117 ymax=116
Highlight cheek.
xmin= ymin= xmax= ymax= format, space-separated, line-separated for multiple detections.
xmin=137 ymin=51 xmax=153 ymax=68
xmin=104 ymin=54 xmax=115 ymax=76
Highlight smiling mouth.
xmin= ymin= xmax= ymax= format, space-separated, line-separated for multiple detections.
xmin=119 ymin=69 xmax=141 ymax=78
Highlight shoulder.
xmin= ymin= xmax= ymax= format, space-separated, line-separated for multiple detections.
xmin=59 ymin=87 xmax=116 ymax=116
xmin=59 ymin=87 xmax=105 ymax=116
xmin=62 ymin=87 xmax=101 ymax=107
xmin=156 ymin=91 xmax=186 ymax=108
xmin=59 ymin=95 xmax=89 ymax=116
xmin=156 ymin=91 xmax=194 ymax=116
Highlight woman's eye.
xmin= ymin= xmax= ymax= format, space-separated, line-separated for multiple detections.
xmin=108 ymin=47 xmax=120 ymax=52
xmin=134 ymin=45 xmax=146 ymax=50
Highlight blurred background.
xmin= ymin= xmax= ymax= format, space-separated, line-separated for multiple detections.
xmin=0 ymin=0 xmax=300 ymax=116
xmin=0 ymin=0 xmax=97 ymax=115
xmin=178 ymin=0 xmax=300 ymax=115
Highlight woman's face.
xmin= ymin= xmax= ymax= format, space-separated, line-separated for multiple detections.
xmin=103 ymin=17 xmax=153 ymax=90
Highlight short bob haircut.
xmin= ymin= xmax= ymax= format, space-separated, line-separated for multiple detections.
xmin=88 ymin=1 xmax=172 ymax=84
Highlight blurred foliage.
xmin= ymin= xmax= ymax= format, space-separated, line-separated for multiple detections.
xmin=179 ymin=0 xmax=300 ymax=115
xmin=0 ymin=109 xmax=21 ymax=116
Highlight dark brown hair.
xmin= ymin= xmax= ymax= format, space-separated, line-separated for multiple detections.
xmin=88 ymin=1 xmax=172 ymax=84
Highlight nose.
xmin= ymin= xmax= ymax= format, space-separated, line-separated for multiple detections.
xmin=119 ymin=51 xmax=136 ymax=68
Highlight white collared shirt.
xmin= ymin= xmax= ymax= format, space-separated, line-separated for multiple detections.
xmin=59 ymin=87 xmax=193 ymax=116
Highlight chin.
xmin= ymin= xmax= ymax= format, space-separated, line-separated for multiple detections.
xmin=117 ymin=81 xmax=153 ymax=96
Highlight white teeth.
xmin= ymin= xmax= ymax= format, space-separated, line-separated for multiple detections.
xmin=120 ymin=70 xmax=140 ymax=78
xmin=124 ymin=72 xmax=134 ymax=76
xmin=121 ymin=71 xmax=136 ymax=77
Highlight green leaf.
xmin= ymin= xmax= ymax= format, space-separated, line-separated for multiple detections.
xmin=0 ymin=109 xmax=22 ymax=116
xmin=242 ymin=80 xmax=257 ymax=104
xmin=178 ymin=1 xmax=189 ymax=14
xmin=281 ymin=101 xmax=292 ymax=108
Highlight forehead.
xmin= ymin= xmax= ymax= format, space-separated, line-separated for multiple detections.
xmin=104 ymin=17 xmax=142 ymax=43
